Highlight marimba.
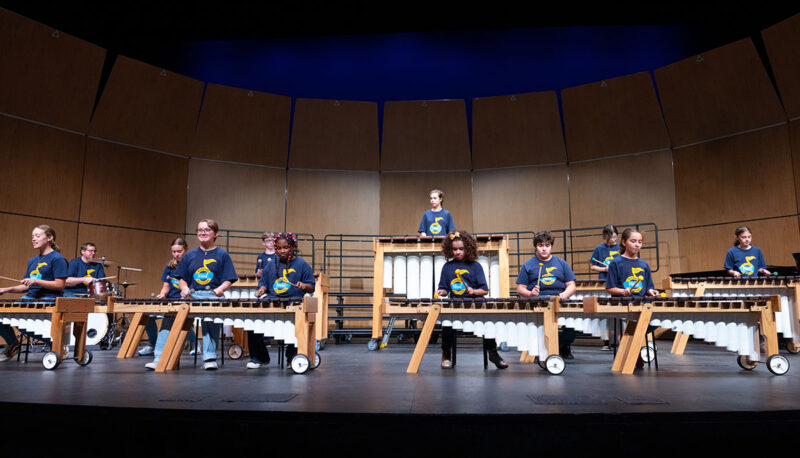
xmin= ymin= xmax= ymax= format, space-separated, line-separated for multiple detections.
xmin=114 ymin=296 xmax=320 ymax=374
xmin=371 ymin=235 xmax=510 ymax=350
xmin=0 ymin=297 xmax=96 ymax=369
xmin=572 ymin=295 xmax=788 ymax=375
xmin=664 ymin=276 xmax=800 ymax=354
xmin=386 ymin=297 xmax=564 ymax=374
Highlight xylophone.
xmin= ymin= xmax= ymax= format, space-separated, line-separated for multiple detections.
xmin=0 ymin=297 xmax=97 ymax=369
xmin=113 ymin=296 xmax=320 ymax=374
xmin=663 ymin=275 xmax=800 ymax=354
xmin=386 ymin=296 xmax=564 ymax=374
xmin=568 ymin=295 xmax=788 ymax=375
xmin=371 ymin=235 xmax=510 ymax=350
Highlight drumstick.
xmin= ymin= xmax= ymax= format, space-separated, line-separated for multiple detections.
xmin=591 ymin=258 xmax=607 ymax=267
xmin=0 ymin=275 xmax=23 ymax=283
xmin=92 ymin=276 xmax=116 ymax=281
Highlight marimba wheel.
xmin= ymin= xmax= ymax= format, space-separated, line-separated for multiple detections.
xmin=785 ymin=342 xmax=799 ymax=354
xmin=367 ymin=339 xmax=379 ymax=351
xmin=545 ymin=355 xmax=565 ymax=375
xmin=310 ymin=352 xmax=321 ymax=370
xmin=640 ymin=344 xmax=657 ymax=363
xmin=536 ymin=357 xmax=546 ymax=370
xmin=767 ymin=355 xmax=789 ymax=375
xmin=75 ymin=349 xmax=93 ymax=366
xmin=227 ymin=344 xmax=243 ymax=360
xmin=736 ymin=355 xmax=758 ymax=371
xmin=42 ymin=351 xmax=61 ymax=370
xmin=290 ymin=354 xmax=310 ymax=374
xmin=498 ymin=342 xmax=509 ymax=352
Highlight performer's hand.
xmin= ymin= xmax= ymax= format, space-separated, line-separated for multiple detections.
xmin=731 ymin=271 xmax=741 ymax=278
xmin=622 ymin=288 xmax=632 ymax=297
xmin=156 ymin=293 xmax=165 ymax=299
xmin=180 ymin=288 xmax=191 ymax=298
xmin=212 ymin=287 xmax=224 ymax=297
xmin=21 ymin=278 xmax=37 ymax=286
xmin=531 ymin=285 xmax=540 ymax=296
xmin=436 ymin=289 xmax=448 ymax=298
xmin=257 ymin=286 xmax=267 ymax=297
xmin=646 ymin=289 xmax=659 ymax=297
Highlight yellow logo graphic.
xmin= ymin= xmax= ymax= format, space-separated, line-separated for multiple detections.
xmin=29 ymin=262 xmax=47 ymax=279
xmin=430 ymin=217 xmax=444 ymax=235
xmin=193 ymin=259 xmax=217 ymax=285
xmin=170 ymin=276 xmax=180 ymax=289
xmin=604 ymin=251 xmax=619 ymax=265
xmin=274 ymin=268 xmax=296 ymax=294
xmin=624 ymin=267 xmax=645 ymax=293
xmin=540 ymin=266 xmax=558 ymax=286
xmin=450 ymin=269 xmax=469 ymax=295
xmin=83 ymin=268 xmax=96 ymax=285
xmin=740 ymin=256 xmax=756 ymax=276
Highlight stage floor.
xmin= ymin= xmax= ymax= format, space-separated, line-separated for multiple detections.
xmin=1 ymin=339 xmax=798 ymax=415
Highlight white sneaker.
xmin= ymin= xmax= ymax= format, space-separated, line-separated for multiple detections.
xmin=189 ymin=349 xmax=197 ymax=356
xmin=246 ymin=362 xmax=262 ymax=369
xmin=145 ymin=362 xmax=157 ymax=370
xmin=203 ymin=361 xmax=218 ymax=370
xmin=138 ymin=345 xmax=155 ymax=356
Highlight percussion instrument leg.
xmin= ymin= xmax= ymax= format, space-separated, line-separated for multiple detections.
xmin=117 ymin=313 xmax=148 ymax=359
xmin=155 ymin=304 xmax=191 ymax=373
xmin=72 ymin=321 xmax=87 ymax=362
xmin=452 ymin=332 xmax=457 ymax=367
xmin=760 ymin=298 xmax=780 ymax=357
xmin=295 ymin=298 xmax=316 ymax=368
xmin=543 ymin=306 xmax=559 ymax=360
xmin=520 ymin=351 xmax=528 ymax=362
xmin=671 ymin=331 xmax=690 ymax=355
xmin=616 ymin=308 xmax=653 ymax=374
xmin=406 ymin=304 xmax=441 ymax=374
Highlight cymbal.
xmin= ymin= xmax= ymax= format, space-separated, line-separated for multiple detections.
xmin=120 ymin=281 xmax=138 ymax=286
xmin=89 ymin=258 xmax=118 ymax=266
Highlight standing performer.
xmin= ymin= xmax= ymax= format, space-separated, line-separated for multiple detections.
xmin=436 ymin=230 xmax=507 ymax=369
xmin=516 ymin=231 xmax=577 ymax=358
xmin=63 ymin=242 xmax=105 ymax=297
xmin=255 ymin=232 xmax=277 ymax=276
xmin=176 ymin=219 xmax=238 ymax=370
xmin=724 ymin=226 xmax=770 ymax=278
xmin=589 ymin=224 xmax=620 ymax=281
xmin=246 ymin=231 xmax=279 ymax=367
xmin=418 ymin=189 xmax=455 ymax=237
xmin=0 ymin=225 xmax=68 ymax=362
xmin=605 ymin=228 xmax=658 ymax=297
xmin=255 ymin=232 xmax=315 ymax=368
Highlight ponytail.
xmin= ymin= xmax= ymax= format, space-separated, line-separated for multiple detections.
xmin=36 ymin=225 xmax=60 ymax=252
xmin=733 ymin=226 xmax=750 ymax=247
xmin=168 ymin=237 xmax=188 ymax=269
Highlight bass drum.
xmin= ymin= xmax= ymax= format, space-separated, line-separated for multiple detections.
xmin=85 ymin=313 xmax=110 ymax=346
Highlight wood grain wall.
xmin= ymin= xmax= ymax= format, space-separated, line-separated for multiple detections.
xmin=762 ymin=13 xmax=800 ymax=119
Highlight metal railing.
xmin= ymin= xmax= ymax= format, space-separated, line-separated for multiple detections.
xmin=186 ymin=229 xmax=317 ymax=272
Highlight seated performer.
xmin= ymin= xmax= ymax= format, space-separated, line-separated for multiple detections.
xmin=0 ymin=225 xmax=68 ymax=362
xmin=63 ymin=242 xmax=106 ymax=298
xmin=725 ymin=226 xmax=770 ymax=278
xmin=176 ymin=219 xmax=238 ymax=370
xmin=418 ymin=189 xmax=455 ymax=237
xmin=516 ymin=231 xmax=577 ymax=358
xmin=436 ymin=230 xmax=507 ymax=369
xmin=254 ymin=232 xmax=315 ymax=368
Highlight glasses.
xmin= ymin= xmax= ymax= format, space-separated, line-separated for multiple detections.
xmin=197 ymin=228 xmax=214 ymax=233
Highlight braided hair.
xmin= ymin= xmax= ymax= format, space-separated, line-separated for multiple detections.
xmin=275 ymin=232 xmax=299 ymax=262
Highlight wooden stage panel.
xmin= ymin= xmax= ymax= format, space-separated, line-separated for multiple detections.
xmin=0 ymin=116 xmax=84 ymax=221
xmin=379 ymin=171 xmax=473 ymax=235
xmin=289 ymin=98 xmax=379 ymax=171
xmin=790 ymin=120 xmax=800 ymax=207
xmin=562 ymin=72 xmax=670 ymax=161
xmin=568 ymin=149 xmax=677 ymax=230
xmin=80 ymin=139 xmax=188 ymax=233
xmin=191 ymin=84 xmax=291 ymax=167
xmin=673 ymin=125 xmax=796 ymax=228
xmin=472 ymin=165 xmax=569 ymax=233
xmin=381 ymin=100 xmax=471 ymax=171
xmin=471 ymin=91 xmax=566 ymax=168
xmin=761 ymin=13 xmax=800 ymax=119
xmin=88 ymin=55 xmax=204 ymax=155
xmin=677 ymin=217 xmax=800 ymax=273
xmin=0 ymin=213 xmax=79 ymax=295
xmin=185 ymin=159 xmax=286 ymax=234
xmin=0 ymin=9 xmax=105 ymax=132
xmin=76 ymin=224 xmax=179 ymax=297
xmin=654 ymin=39 xmax=786 ymax=147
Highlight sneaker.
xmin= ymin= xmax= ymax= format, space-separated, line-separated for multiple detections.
xmin=138 ymin=345 xmax=155 ymax=356
xmin=601 ymin=345 xmax=611 ymax=351
xmin=488 ymin=350 xmax=509 ymax=369
xmin=246 ymin=362 xmax=262 ymax=369
xmin=144 ymin=362 xmax=157 ymax=370
xmin=0 ymin=341 xmax=20 ymax=362
xmin=203 ymin=361 xmax=218 ymax=370
xmin=559 ymin=345 xmax=574 ymax=360
xmin=189 ymin=349 xmax=197 ymax=356
xmin=441 ymin=357 xmax=452 ymax=369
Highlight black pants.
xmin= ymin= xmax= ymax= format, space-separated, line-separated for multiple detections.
xmin=246 ymin=331 xmax=271 ymax=363
xmin=441 ymin=326 xmax=497 ymax=357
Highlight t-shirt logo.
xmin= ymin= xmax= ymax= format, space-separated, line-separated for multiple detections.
xmin=450 ymin=269 xmax=468 ymax=295
xmin=194 ymin=259 xmax=217 ymax=285
xmin=169 ymin=276 xmax=180 ymax=289
xmin=274 ymin=268 xmax=296 ymax=294
xmin=29 ymin=262 xmax=47 ymax=279
xmin=604 ymin=251 xmax=619 ymax=265
xmin=541 ymin=266 xmax=557 ymax=286
xmin=624 ymin=267 xmax=645 ymax=293
xmin=739 ymin=256 xmax=756 ymax=275
xmin=429 ymin=217 xmax=444 ymax=235
xmin=83 ymin=268 xmax=96 ymax=285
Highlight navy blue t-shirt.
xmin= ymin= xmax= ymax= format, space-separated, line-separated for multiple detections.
xmin=24 ymin=251 xmax=68 ymax=298
xmin=258 ymin=257 xmax=315 ymax=298
xmin=160 ymin=265 xmax=182 ymax=299
xmin=64 ymin=258 xmax=106 ymax=295
xmin=590 ymin=243 xmax=620 ymax=280
xmin=418 ymin=209 xmax=455 ymax=237
xmin=724 ymin=246 xmax=766 ymax=277
xmin=175 ymin=247 xmax=238 ymax=291
xmin=255 ymin=252 xmax=277 ymax=274
xmin=517 ymin=256 xmax=576 ymax=297
xmin=437 ymin=260 xmax=488 ymax=298
xmin=606 ymin=256 xmax=655 ymax=297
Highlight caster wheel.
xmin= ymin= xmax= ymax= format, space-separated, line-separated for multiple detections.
xmin=227 ymin=344 xmax=243 ymax=360
xmin=367 ymin=339 xmax=379 ymax=351
xmin=640 ymin=344 xmax=657 ymax=363
xmin=42 ymin=351 xmax=61 ymax=370
xmin=75 ymin=349 xmax=93 ymax=366
xmin=545 ymin=355 xmax=565 ymax=375
xmin=310 ymin=352 xmax=321 ymax=370
xmin=786 ymin=342 xmax=799 ymax=354
xmin=737 ymin=355 xmax=758 ymax=370
xmin=290 ymin=354 xmax=310 ymax=374
xmin=499 ymin=341 xmax=509 ymax=352
xmin=536 ymin=357 xmax=546 ymax=370
xmin=767 ymin=355 xmax=790 ymax=375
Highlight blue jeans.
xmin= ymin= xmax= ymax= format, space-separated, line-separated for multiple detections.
xmin=151 ymin=316 xmax=197 ymax=364
xmin=192 ymin=291 xmax=220 ymax=362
